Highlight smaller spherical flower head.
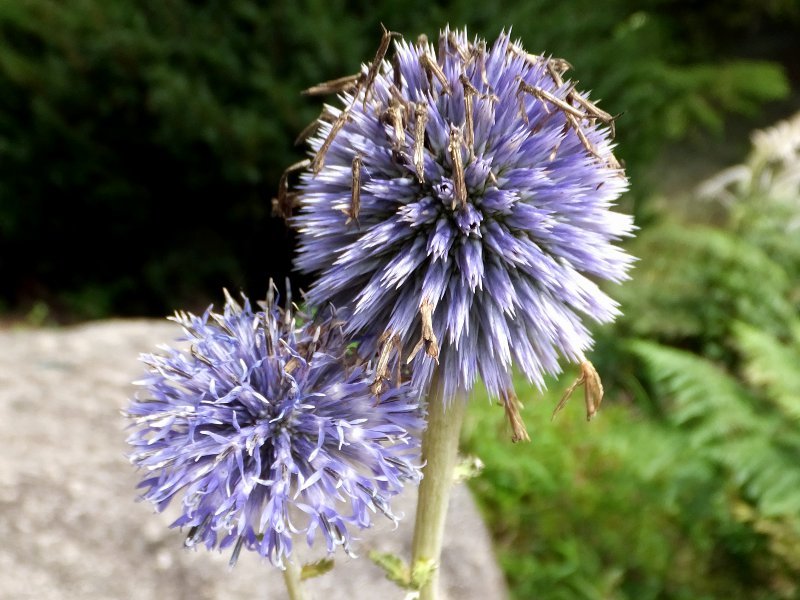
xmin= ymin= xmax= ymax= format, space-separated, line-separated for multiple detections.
xmin=125 ymin=289 xmax=423 ymax=568
xmin=292 ymin=27 xmax=635 ymax=425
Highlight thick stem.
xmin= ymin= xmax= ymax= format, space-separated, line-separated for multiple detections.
xmin=282 ymin=559 xmax=307 ymax=600
xmin=411 ymin=378 xmax=468 ymax=600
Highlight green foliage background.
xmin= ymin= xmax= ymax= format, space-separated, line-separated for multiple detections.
xmin=0 ymin=0 xmax=793 ymax=318
xmin=2 ymin=1 xmax=800 ymax=598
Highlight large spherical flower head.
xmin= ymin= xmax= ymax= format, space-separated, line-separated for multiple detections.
xmin=293 ymin=28 xmax=634 ymax=412
xmin=125 ymin=290 xmax=423 ymax=568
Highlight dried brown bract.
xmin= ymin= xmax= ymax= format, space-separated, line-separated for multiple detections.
xmin=570 ymin=92 xmax=617 ymax=137
xmin=303 ymin=73 xmax=361 ymax=96
xmin=392 ymin=53 xmax=403 ymax=91
xmin=407 ymin=297 xmax=439 ymax=363
xmin=552 ymin=359 xmax=605 ymax=421
xmin=468 ymin=40 xmax=490 ymax=88
xmin=371 ymin=330 xmax=402 ymax=398
xmin=445 ymin=30 xmax=470 ymax=61
xmin=545 ymin=57 xmax=573 ymax=79
xmin=363 ymin=24 xmax=400 ymax=109
xmin=419 ymin=52 xmax=450 ymax=93
xmin=381 ymin=89 xmax=408 ymax=148
xmin=273 ymin=158 xmax=311 ymax=219
xmin=501 ymin=388 xmax=531 ymax=443
xmin=448 ymin=126 xmax=467 ymax=209
xmin=460 ymin=74 xmax=478 ymax=152
xmin=515 ymin=77 xmax=610 ymax=163
xmin=311 ymin=106 xmax=352 ymax=175
xmin=294 ymin=106 xmax=336 ymax=146
xmin=413 ymin=102 xmax=428 ymax=182
xmin=516 ymin=78 xmax=585 ymax=119
xmin=507 ymin=44 xmax=545 ymax=69
xmin=344 ymin=153 xmax=362 ymax=225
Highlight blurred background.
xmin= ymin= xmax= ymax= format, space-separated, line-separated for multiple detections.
xmin=1 ymin=1 xmax=799 ymax=598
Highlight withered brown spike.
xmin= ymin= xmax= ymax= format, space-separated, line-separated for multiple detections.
xmin=346 ymin=154 xmax=362 ymax=225
xmin=437 ymin=31 xmax=447 ymax=60
xmin=382 ymin=93 xmax=407 ymax=148
xmin=570 ymin=93 xmax=617 ymax=138
xmin=392 ymin=53 xmax=402 ymax=91
xmin=508 ymin=44 xmax=548 ymax=70
xmin=581 ymin=360 xmax=604 ymax=421
xmin=392 ymin=105 xmax=406 ymax=146
xmin=516 ymin=88 xmax=530 ymax=125
xmin=294 ymin=107 xmax=336 ymax=146
xmin=389 ymin=84 xmax=412 ymax=111
xmin=274 ymin=159 xmax=311 ymax=219
xmin=517 ymin=78 xmax=586 ymax=119
xmin=550 ymin=57 xmax=573 ymax=76
xmin=549 ymin=141 xmax=561 ymax=162
xmin=551 ymin=360 xmax=604 ymax=421
xmin=459 ymin=73 xmax=479 ymax=96
xmin=502 ymin=389 xmax=531 ymax=443
xmin=566 ymin=112 xmax=602 ymax=159
xmin=460 ymin=74 xmax=478 ymax=152
xmin=472 ymin=41 xmax=489 ymax=87
xmin=417 ymin=33 xmax=429 ymax=48
xmin=393 ymin=335 xmax=402 ymax=387
xmin=311 ymin=109 xmax=351 ymax=175
xmin=302 ymin=73 xmax=361 ymax=96
xmin=263 ymin=313 xmax=273 ymax=355
xmin=371 ymin=331 xmax=400 ymax=399
xmin=420 ymin=298 xmax=439 ymax=361
xmin=570 ymin=92 xmax=613 ymax=123
xmin=446 ymin=31 xmax=471 ymax=61
xmin=545 ymin=60 xmax=565 ymax=88
xmin=191 ymin=345 xmax=214 ymax=368
xmin=464 ymin=93 xmax=474 ymax=152
xmin=284 ymin=357 xmax=300 ymax=375
xmin=413 ymin=102 xmax=428 ymax=183
xmin=419 ymin=53 xmax=450 ymax=93
xmin=448 ymin=127 xmax=467 ymax=209
xmin=552 ymin=373 xmax=581 ymax=420
xmin=293 ymin=119 xmax=319 ymax=147
xmin=363 ymin=24 xmax=399 ymax=109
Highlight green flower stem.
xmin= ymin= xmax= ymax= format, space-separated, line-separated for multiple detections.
xmin=411 ymin=376 xmax=468 ymax=600
xmin=282 ymin=559 xmax=307 ymax=600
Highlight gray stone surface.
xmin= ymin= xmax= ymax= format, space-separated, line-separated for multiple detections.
xmin=0 ymin=320 xmax=507 ymax=600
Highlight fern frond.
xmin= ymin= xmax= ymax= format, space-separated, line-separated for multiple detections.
xmin=619 ymin=223 xmax=794 ymax=352
xmin=630 ymin=340 xmax=800 ymax=518
xmin=734 ymin=321 xmax=800 ymax=422
xmin=629 ymin=340 xmax=757 ymax=432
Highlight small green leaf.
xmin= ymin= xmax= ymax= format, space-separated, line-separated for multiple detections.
xmin=369 ymin=550 xmax=412 ymax=589
xmin=410 ymin=558 xmax=437 ymax=590
xmin=300 ymin=557 xmax=335 ymax=580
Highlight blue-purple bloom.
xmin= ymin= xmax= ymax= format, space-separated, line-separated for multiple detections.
xmin=125 ymin=291 xmax=423 ymax=568
xmin=293 ymin=28 xmax=634 ymax=421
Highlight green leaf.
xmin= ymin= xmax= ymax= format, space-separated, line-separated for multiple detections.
xmin=369 ymin=550 xmax=412 ymax=589
xmin=300 ymin=557 xmax=335 ymax=581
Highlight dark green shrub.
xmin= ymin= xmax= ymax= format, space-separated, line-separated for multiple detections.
xmin=0 ymin=0 xmax=790 ymax=318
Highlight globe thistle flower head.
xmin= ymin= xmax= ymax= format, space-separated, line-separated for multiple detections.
xmin=125 ymin=289 xmax=423 ymax=568
xmin=291 ymin=27 xmax=635 ymax=436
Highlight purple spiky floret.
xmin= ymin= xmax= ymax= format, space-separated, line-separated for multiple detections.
xmin=294 ymin=28 xmax=635 ymax=403
xmin=125 ymin=291 xmax=423 ymax=568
